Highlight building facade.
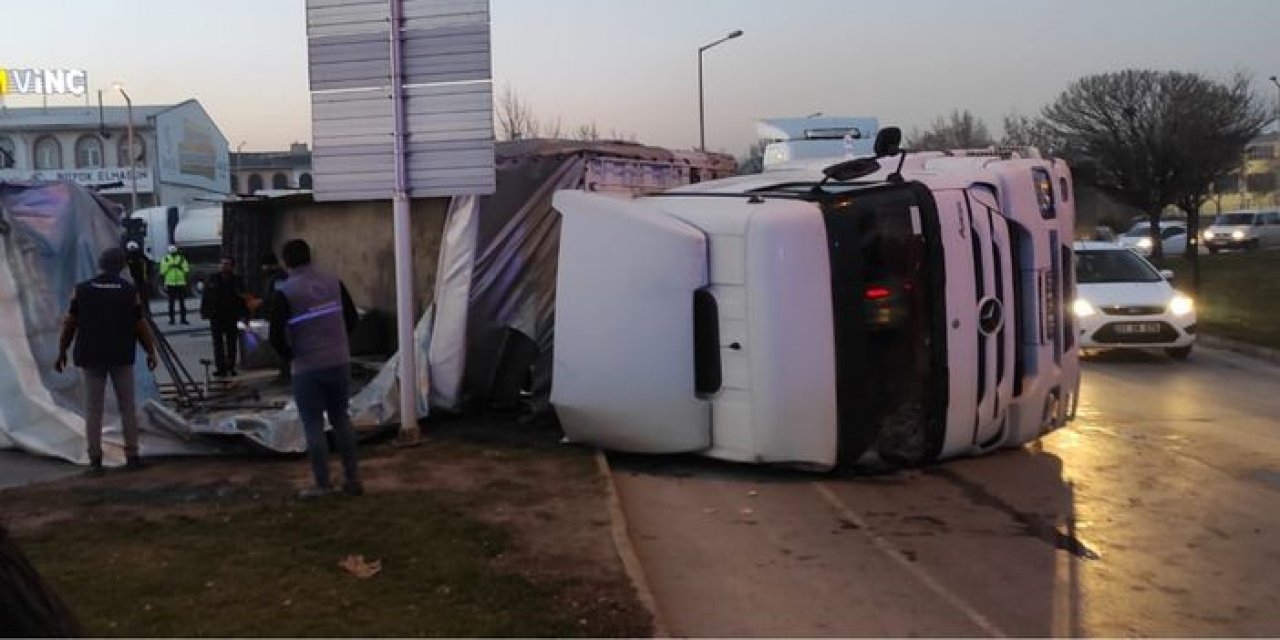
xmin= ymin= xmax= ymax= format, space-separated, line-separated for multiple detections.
xmin=0 ymin=99 xmax=230 ymax=211
xmin=230 ymin=143 xmax=313 ymax=195
xmin=1205 ymin=131 xmax=1280 ymax=214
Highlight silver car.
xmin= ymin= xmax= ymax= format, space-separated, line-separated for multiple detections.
xmin=1202 ymin=211 xmax=1280 ymax=252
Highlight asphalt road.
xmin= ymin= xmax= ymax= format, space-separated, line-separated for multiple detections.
xmin=610 ymin=345 xmax=1280 ymax=637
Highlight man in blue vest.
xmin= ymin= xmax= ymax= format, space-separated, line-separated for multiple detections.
xmin=54 ymin=247 xmax=158 ymax=475
xmin=268 ymin=239 xmax=363 ymax=498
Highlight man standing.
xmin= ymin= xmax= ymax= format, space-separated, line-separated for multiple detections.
xmin=201 ymin=256 xmax=248 ymax=378
xmin=268 ymin=239 xmax=363 ymax=498
xmin=54 ymin=247 xmax=158 ymax=474
xmin=158 ymin=245 xmax=190 ymax=325
xmin=259 ymin=252 xmax=291 ymax=382
xmin=124 ymin=241 xmax=153 ymax=303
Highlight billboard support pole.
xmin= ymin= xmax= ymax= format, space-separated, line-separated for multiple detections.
xmin=389 ymin=0 xmax=420 ymax=444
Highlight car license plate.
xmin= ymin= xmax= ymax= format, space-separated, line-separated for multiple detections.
xmin=1115 ymin=322 xmax=1162 ymax=335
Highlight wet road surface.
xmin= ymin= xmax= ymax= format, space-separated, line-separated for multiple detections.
xmin=610 ymin=346 xmax=1280 ymax=636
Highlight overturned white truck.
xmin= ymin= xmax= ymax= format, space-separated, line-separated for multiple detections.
xmin=551 ymin=128 xmax=1079 ymax=469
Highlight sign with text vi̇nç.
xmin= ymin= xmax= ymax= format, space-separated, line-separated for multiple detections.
xmin=305 ymin=0 xmax=496 ymax=201
xmin=0 ymin=68 xmax=88 ymax=96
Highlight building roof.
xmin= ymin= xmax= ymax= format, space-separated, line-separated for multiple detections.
xmin=0 ymin=103 xmax=181 ymax=131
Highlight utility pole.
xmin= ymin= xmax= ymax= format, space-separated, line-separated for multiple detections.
xmin=697 ymin=29 xmax=743 ymax=152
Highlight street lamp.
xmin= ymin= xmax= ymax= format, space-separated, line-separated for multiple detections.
xmin=698 ymin=29 xmax=743 ymax=152
xmin=114 ymin=82 xmax=138 ymax=215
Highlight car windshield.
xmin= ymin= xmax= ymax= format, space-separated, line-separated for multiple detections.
xmin=1122 ymin=225 xmax=1150 ymax=237
xmin=1214 ymin=213 xmax=1256 ymax=226
xmin=1075 ymin=249 xmax=1162 ymax=284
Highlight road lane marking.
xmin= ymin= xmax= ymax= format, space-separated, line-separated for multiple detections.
xmin=814 ymin=482 xmax=1008 ymax=638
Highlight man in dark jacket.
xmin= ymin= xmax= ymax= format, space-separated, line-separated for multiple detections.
xmin=54 ymin=247 xmax=158 ymax=474
xmin=268 ymin=239 xmax=363 ymax=498
xmin=259 ymin=252 xmax=291 ymax=381
xmin=201 ymin=256 xmax=248 ymax=377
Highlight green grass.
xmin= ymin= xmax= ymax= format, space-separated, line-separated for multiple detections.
xmin=17 ymin=491 xmax=581 ymax=637
xmin=1165 ymin=250 xmax=1280 ymax=350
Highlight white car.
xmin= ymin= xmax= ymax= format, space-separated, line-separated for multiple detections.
xmin=1202 ymin=211 xmax=1280 ymax=252
xmin=1072 ymin=241 xmax=1196 ymax=360
xmin=1118 ymin=221 xmax=1187 ymax=256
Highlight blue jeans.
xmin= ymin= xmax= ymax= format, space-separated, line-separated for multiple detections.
xmin=293 ymin=364 xmax=360 ymax=488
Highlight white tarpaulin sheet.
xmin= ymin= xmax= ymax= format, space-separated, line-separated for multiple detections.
xmin=0 ymin=181 xmax=210 ymax=465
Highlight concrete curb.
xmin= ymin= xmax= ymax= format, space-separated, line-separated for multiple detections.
xmin=1199 ymin=334 xmax=1280 ymax=366
xmin=594 ymin=450 xmax=670 ymax=638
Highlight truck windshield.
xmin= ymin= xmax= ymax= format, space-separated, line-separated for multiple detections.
xmin=821 ymin=183 xmax=945 ymax=466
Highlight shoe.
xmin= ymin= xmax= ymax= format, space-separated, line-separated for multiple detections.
xmin=125 ymin=456 xmax=146 ymax=471
xmin=213 ymin=370 xmax=228 ymax=378
xmin=228 ymin=369 xmax=239 ymax=377
xmin=297 ymin=485 xmax=335 ymax=499
xmin=85 ymin=460 xmax=104 ymax=477
xmin=168 ymin=320 xmax=176 ymax=326
xmin=181 ymin=319 xmax=190 ymax=325
xmin=342 ymin=480 xmax=365 ymax=497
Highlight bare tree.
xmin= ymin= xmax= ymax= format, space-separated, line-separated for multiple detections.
xmin=573 ymin=121 xmax=601 ymax=142
xmin=1001 ymin=112 xmax=1064 ymax=155
xmin=1042 ymin=70 xmax=1267 ymax=266
xmin=910 ymin=109 xmax=994 ymax=151
xmin=496 ymin=84 xmax=540 ymax=141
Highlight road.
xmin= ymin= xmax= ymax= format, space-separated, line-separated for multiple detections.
xmin=610 ymin=346 xmax=1280 ymax=637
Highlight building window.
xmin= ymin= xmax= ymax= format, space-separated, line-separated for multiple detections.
xmin=248 ymin=173 xmax=264 ymax=193
xmin=33 ymin=136 xmax=62 ymax=170
xmin=117 ymin=137 xmax=145 ymax=167
xmin=272 ymin=172 xmax=289 ymax=189
xmin=299 ymin=173 xmax=313 ymax=189
xmin=0 ymin=136 xmax=15 ymax=168
xmin=1247 ymin=145 xmax=1275 ymax=160
xmin=230 ymin=174 xmax=239 ymax=193
xmin=75 ymin=135 xmax=105 ymax=168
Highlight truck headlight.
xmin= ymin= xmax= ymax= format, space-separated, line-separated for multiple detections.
xmin=1168 ymin=294 xmax=1194 ymax=316
xmin=1137 ymin=237 xmax=1153 ymax=249
xmin=1232 ymin=230 xmax=1246 ymax=240
xmin=1072 ymin=299 xmax=1096 ymax=317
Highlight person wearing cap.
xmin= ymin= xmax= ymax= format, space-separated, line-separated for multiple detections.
xmin=54 ymin=247 xmax=158 ymax=475
xmin=158 ymin=245 xmax=191 ymax=325
xmin=124 ymin=241 xmax=153 ymax=304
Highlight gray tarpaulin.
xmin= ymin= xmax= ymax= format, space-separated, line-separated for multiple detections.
xmin=0 ymin=181 xmax=211 ymax=465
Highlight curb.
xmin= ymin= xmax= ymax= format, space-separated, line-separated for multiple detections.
xmin=1198 ymin=334 xmax=1280 ymax=366
xmin=594 ymin=450 xmax=670 ymax=638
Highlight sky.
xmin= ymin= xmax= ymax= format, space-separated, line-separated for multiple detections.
xmin=3 ymin=0 xmax=1280 ymax=157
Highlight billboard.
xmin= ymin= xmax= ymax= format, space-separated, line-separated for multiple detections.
xmin=154 ymin=100 xmax=230 ymax=194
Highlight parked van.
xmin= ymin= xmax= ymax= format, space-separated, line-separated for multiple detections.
xmin=550 ymin=129 xmax=1079 ymax=470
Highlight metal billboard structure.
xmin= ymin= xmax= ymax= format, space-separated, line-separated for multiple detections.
xmin=306 ymin=0 xmax=495 ymax=439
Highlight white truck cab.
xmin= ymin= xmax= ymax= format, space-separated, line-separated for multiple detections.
xmin=551 ymin=130 xmax=1079 ymax=470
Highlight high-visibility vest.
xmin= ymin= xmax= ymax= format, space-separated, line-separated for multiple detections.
xmin=159 ymin=253 xmax=190 ymax=287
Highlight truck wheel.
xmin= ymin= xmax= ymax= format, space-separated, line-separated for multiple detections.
xmin=1165 ymin=345 xmax=1192 ymax=361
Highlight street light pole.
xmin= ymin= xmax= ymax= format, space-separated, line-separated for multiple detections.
xmin=115 ymin=83 xmax=138 ymax=215
xmin=697 ymin=29 xmax=743 ymax=152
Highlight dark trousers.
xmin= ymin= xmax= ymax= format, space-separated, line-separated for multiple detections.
xmin=294 ymin=364 xmax=360 ymax=489
xmin=166 ymin=286 xmax=187 ymax=323
xmin=211 ymin=321 xmax=239 ymax=374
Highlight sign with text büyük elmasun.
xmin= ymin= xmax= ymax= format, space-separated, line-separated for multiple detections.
xmin=306 ymin=0 xmax=496 ymax=201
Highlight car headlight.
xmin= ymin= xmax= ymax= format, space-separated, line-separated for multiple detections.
xmin=1203 ymin=230 xmax=1215 ymax=240
xmin=1072 ymin=298 xmax=1096 ymax=317
xmin=1232 ymin=230 xmax=1246 ymax=240
xmin=1136 ymin=237 xmax=1153 ymax=249
xmin=1168 ymin=294 xmax=1194 ymax=316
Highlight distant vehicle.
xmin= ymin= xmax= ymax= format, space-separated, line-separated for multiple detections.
xmin=1088 ymin=226 xmax=1117 ymax=242
xmin=1072 ymin=241 xmax=1195 ymax=360
xmin=125 ymin=205 xmax=224 ymax=289
xmin=1201 ymin=211 xmax=1280 ymax=253
xmin=1119 ymin=221 xmax=1186 ymax=256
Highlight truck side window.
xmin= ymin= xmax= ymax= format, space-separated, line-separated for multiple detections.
xmin=1033 ymin=169 xmax=1055 ymax=219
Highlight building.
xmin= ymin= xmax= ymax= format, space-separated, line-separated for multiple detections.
xmin=230 ymin=143 xmax=312 ymax=195
xmin=1204 ymin=130 xmax=1280 ymax=214
xmin=0 ymin=99 xmax=230 ymax=211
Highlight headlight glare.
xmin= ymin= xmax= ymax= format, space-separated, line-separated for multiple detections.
xmin=1232 ymin=230 xmax=1246 ymax=240
xmin=1168 ymin=294 xmax=1194 ymax=316
xmin=1072 ymin=298 xmax=1096 ymax=317
xmin=1203 ymin=230 xmax=1215 ymax=239
xmin=1137 ymin=237 xmax=1153 ymax=248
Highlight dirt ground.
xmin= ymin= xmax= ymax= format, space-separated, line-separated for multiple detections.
xmin=0 ymin=416 xmax=653 ymax=637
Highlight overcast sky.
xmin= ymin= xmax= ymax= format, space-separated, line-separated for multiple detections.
xmin=4 ymin=0 xmax=1280 ymax=156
